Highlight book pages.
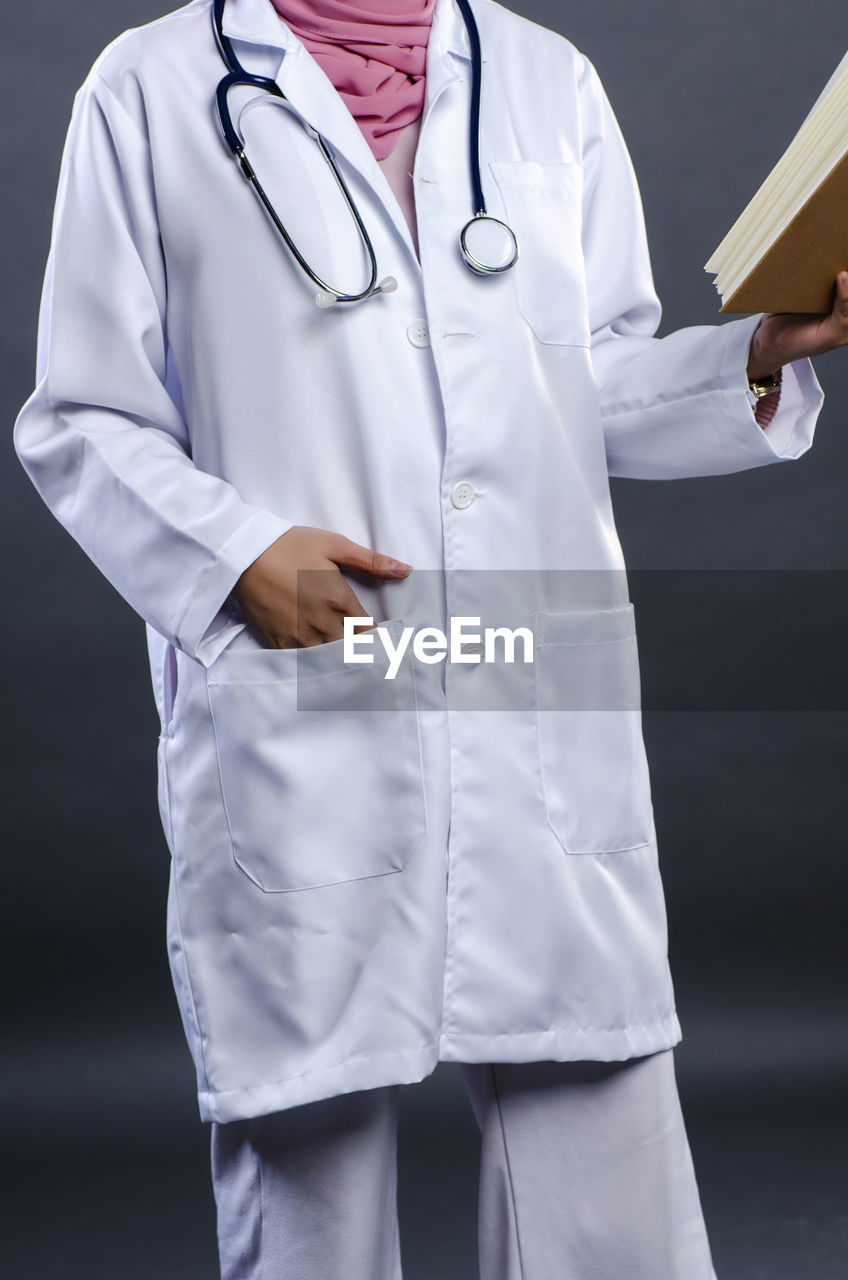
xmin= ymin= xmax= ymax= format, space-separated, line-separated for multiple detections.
xmin=706 ymin=50 xmax=848 ymax=311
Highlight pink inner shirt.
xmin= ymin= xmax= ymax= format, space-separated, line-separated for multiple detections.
xmin=377 ymin=115 xmax=422 ymax=257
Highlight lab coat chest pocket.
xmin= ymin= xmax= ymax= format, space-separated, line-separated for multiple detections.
xmin=533 ymin=607 xmax=656 ymax=855
xmin=206 ymin=620 xmax=428 ymax=892
xmin=489 ymin=159 xmax=589 ymax=347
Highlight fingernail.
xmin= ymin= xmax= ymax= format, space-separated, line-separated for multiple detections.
xmin=389 ymin=560 xmax=413 ymax=576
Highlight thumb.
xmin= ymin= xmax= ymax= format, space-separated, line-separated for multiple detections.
xmin=833 ymin=270 xmax=848 ymax=323
xmin=327 ymin=534 xmax=413 ymax=579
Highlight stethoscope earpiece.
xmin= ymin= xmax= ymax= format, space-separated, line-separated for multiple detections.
xmin=315 ymin=277 xmax=398 ymax=309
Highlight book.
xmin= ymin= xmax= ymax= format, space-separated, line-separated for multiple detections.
xmin=705 ymin=50 xmax=848 ymax=314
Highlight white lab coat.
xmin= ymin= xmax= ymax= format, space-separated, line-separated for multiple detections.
xmin=14 ymin=0 xmax=823 ymax=1123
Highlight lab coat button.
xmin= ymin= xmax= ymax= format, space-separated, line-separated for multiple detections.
xmin=407 ymin=320 xmax=430 ymax=348
xmin=450 ymin=480 xmax=476 ymax=509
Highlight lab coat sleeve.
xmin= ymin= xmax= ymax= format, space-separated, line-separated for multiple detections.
xmin=13 ymin=72 xmax=294 ymax=666
xmin=578 ymin=57 xmax=825 ymax=480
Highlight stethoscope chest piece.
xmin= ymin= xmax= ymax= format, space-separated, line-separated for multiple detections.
xmin=460 ymin=215 xmax=519 ymax=275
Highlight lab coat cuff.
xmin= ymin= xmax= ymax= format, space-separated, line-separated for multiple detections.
xmin=719 ymin=314 xmax=824 ymax=463
xmin=177 ymin=509 xmax=295 ymax=666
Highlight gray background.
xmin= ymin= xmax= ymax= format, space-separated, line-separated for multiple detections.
xmin=2 ymin=1 xmax=847 ymax=1276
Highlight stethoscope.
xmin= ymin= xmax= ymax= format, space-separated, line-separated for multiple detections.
xmin=212 ymin=0 xmax=519 ymax=308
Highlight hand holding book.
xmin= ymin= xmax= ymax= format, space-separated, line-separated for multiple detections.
xmin=746 ymin=271 xmax=848 ymax=382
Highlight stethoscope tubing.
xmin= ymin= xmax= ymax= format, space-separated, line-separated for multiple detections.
xmin=212 ymin=0 xmax=383 ymax=302
xmin=454 ymin=0 xmax=486 ymax=218
xmin=211 ymin=0 xmax=517 ymax=299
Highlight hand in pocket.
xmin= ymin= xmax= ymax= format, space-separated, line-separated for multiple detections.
xmin=232 ymin=525 xmax=413 ymax=649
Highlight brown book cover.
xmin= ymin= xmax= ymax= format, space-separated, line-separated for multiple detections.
xmin=718 ymin=150 xmax=848 ymax=314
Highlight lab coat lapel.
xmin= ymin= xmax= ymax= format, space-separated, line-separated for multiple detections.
xmin=220 ymin=0 xmax=352 ymax=156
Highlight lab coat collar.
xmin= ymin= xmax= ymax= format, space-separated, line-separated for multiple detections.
xmin=218 ymin=0 xmax=484 ymax=64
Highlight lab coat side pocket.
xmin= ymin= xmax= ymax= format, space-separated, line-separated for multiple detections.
xmin=533 ymin=606 xmax=656 ymax=855
xmin=489 ymin=160 xmax=590 ymax=348
xmin=205 ymin=618 xmax=429 ymax=892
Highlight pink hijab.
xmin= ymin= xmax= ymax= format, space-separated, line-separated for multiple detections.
xmin=268 ymin=0 xmax=436 ymax=159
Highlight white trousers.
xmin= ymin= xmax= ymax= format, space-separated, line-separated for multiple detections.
xmin=210 ymin=1048 xmax=718 ymax=1280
